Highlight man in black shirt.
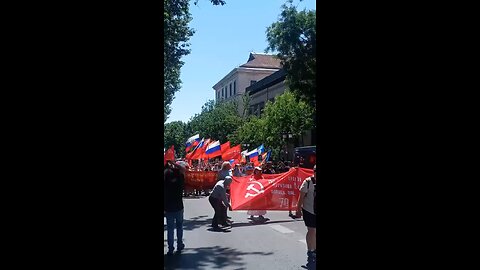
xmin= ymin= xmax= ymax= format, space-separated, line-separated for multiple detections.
xmin=164 ymin=160 xmax=185 ymax=255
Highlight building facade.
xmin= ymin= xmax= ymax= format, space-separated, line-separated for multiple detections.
xmin=212 ymin=53 xmax=281 ymax=115
xmin=246 ymin=68 xmax=315 ymax=154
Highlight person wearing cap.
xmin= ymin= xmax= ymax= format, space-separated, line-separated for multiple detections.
xmin=247 ymin=167 xmax=268 ymax=221
xmin=164 ymin=160 xmax=186 ymax=255
xmin=208 ymin=176 xmax=233 ymax=230
xmin=296 ymin=165 xmax=317 ymax=268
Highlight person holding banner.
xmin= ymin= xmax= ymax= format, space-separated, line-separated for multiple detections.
xmin=208 ymin=176 xmax=233 ymax=230
xmin=247 ymin=167 xmax=268 ymax=221
xmin=296 ymin=165 xmax=317 ymax=268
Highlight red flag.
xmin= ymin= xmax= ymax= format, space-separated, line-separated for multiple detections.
xmin=192 ymin=139 xmax=210 ymax=160
xmin=250 ymin=155 xmax=260 ymax=167
xmin=220 ymin=141 xmax=231 ymax=154
xmin=230 ymin=168 xmax=313 ymax=211
xmin=222 ymin=145 xmax=241 ymax=161
xmin=164 ymin=145 xmax=175 ymax=165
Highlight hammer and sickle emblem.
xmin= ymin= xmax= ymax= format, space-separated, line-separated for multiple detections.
xmin=245 ymin=181 xmax=265 ymax=198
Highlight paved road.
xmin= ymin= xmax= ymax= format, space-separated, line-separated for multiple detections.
xmin=164 ymin=196 xmax=313 ymax=270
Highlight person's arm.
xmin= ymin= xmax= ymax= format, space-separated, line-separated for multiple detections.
xmin=220 ymin=187 xmax=230 ymax=208
xmin=296 ymin=192 xmax=306 ymax=217
xmin=296 ymin=179 xmax=309 ymax=217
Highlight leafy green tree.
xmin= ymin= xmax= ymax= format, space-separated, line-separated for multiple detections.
xmin=230 ymin=91 xmax=314 ymax=160
xmin=164 ymin=121 xmax=188 ymax=157
xmin=186 ymin=100 xmax=244 ymax=145
xmin=266 ymin=0 xmax=316 ymax=110
xmin=228 ymin=116 xmax=266 ymax=148
xmin=262 ymin=91 xmax=314 ymax=159
xmin=164 ymin=0 xmax=226 ymax=123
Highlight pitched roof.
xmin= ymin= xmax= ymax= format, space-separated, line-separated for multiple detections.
xmin=240 ymin=53 xmax=282 ymax=69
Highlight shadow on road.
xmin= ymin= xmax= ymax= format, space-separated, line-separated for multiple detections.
xmin=230 ymin=219 xmax=297 ymax=228
xmin=165 ymin=215 xmax=212 ymax=232
xmin=183 ymin=196 xmax=208 ymax=199
xmin=163 ymin=245 xmax=273 ymax=270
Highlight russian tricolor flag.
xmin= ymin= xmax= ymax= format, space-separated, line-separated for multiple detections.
xmin=246 ymin=148 xmax=260 ymax=166
xmin=205 ymin=140 xmax=221 ymax=158
xmin=246 ymin=148 xmax=258 ymax=158
xmin=185 ymin=134 xmax=201 ymax=152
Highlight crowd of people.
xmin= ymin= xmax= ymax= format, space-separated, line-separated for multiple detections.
xmin=177 ymin=158 xmax=296 ymax=197
xmin=164 ymin=158 xmax=317 ymax=267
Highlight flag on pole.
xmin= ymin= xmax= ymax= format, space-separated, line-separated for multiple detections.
xmin=220 ymin=141 xmax=231 ymax=154
xmin=164 ymin=145 xmax=175 ymax=165
xmin=246 ymin=148 xmax=260 ymax=166
xmin=260 ymin=150 xmax=271 ymax=165
xmin=185 ymin=134 xmax=201 ymax=152
xmin=205 ymin=140 xmax=221 ymax=158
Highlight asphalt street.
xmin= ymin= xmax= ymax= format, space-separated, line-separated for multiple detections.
xmin=164 ymin=196 xmax=314 ymax=270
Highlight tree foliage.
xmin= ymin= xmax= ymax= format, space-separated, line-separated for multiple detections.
xmin=164 ymin=0 xmax=194 ymax=123
xmin=164 ymin=0 xmax=227 ymax=123
xmin=186 ymin=100 xmax=244 ymax=144
xmin=164 ymin=121 xmax=188 ymax=157
xmin=230 ymin=91 xmax=314 ymax=160
xmin=266 ymin=0 xmax=316 ymax=110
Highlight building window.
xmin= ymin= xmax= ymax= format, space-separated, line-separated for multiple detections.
xmin=259 ymin=102 xmax=265 ymax=114
xmin=222 ymin=88 xmax=225 ymax=98
xmin=233 ymin=80 xmax=236 ymax=95
xmin=250 ymin=80 xmax=257 ymax=86
xmin=230 ymin=83 xmax=232 ymax=97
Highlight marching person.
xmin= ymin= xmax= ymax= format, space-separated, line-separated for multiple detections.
xmin=164 ymin=160 xmax=186 ymax=255
xmin=217 ymin=162 xmax=232 ymax=181
xmin=208 ymin=176 xmax=233 ymax=230
xmin=232 ymin=164 xmax=244 ymax=177
xmin=296 ymin=165 xmax=317 ymax=268
xmin=247 ymin=167 xmax=268 ymax=222
xmin=216 ymin=161 xmax=233 ymax=220
xmin=263 ymin=161 xmax=276 ymax=174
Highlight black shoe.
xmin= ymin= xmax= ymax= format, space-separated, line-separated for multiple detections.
xmin=177 ymin=243 xmax=185 ymax=251
xmin=167 ymin=249 xmax=174 ymax=255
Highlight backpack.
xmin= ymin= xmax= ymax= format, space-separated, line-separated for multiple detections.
xmin=306 ymin=177 xmax=316 ymax=215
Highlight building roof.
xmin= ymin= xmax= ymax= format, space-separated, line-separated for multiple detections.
xmin=240 ymin=53 xmax=282 ymax=69
xmin=246 ymin=68 xmax=287 ymax=96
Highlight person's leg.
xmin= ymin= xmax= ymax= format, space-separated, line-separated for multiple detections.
xmin=175 ymin=209 xmax=185 ymax=251
xmin=306 ymin=227 xmax=316 ymax=251
xmin=209 ymin=197 xmax=219 ymax=228
xmin=219 ymin=203 xmax=228 ymax=225
xmin=303 ymin=209 xmax=316 ymax=265
xmin=165 ymin=212 xmax=175 ymax=253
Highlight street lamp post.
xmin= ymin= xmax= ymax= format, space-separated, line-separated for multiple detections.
xmin=242 ymin=143 xmax=250 ymax=162
xmin=282 ymin=132 xmax=293 ymax=162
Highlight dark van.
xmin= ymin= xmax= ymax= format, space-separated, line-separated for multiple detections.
xmin=294 ymin=146 xmax=316 ymax=169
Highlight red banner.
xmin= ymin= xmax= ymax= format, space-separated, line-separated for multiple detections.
xmin=184 ymin=171 xmax=218 ymax=189
xmin=230 ymin=167 xmax=314 ymax=211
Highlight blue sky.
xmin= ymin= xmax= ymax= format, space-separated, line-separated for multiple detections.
xmin=166 ymin=0 xmax=316 ymax=124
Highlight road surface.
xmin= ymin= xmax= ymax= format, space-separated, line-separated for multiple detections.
xmin=164 ymin=195 xmax=314 ymax=270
